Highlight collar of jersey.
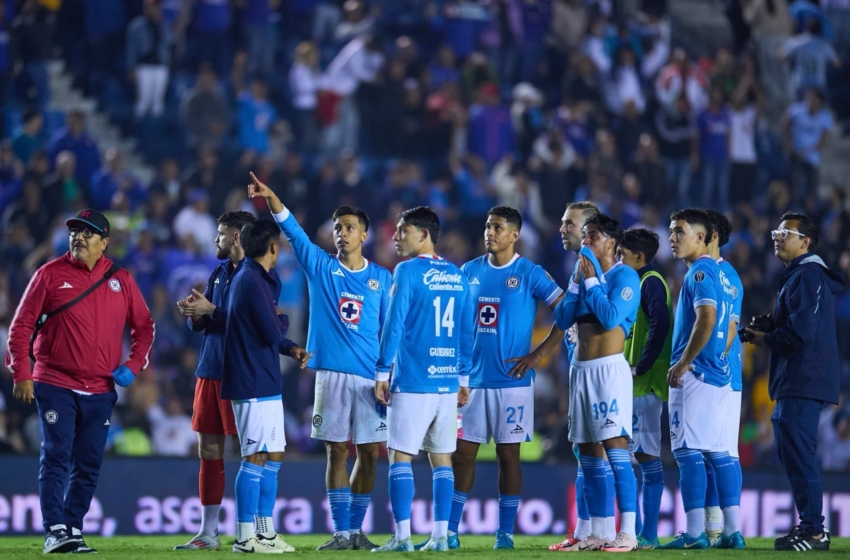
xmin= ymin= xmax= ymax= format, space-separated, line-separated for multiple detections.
xmin=602 ymin=260 xmax=622 ymax=278
xmin=335 ymin=256 xmax=370 ymax=274
xmin=696 ymin=254 xmax=714 ymax=262
xmin=717 ymin=256 xmax=725 ymax=264
xmin=417 ymin=254 xmax=442 ymax=260
xmin=486 ymin=253 xmax=520 ymax=270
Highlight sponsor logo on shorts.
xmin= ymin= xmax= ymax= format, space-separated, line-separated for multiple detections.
xmin=505 ymin=276 xmax=519 ymax=289
xmin=247 ymin=438 xmax=257 ymax=445
xmin=44 ymin=410 xmax=58 ymax=424
xmin=312 ymin=415 xmax=323 ymax=427
xmin=603 ymin=419 xmax=616 ymax=429
xmin=427 ymin=365 xmax=457 ymax=375
xmin=670 ymin=430 xmax=676 ymax=439
xmin=429 ymin=347 xmax=456 ymax=357
xmin=511 ymin=424 xmax=524 ymax=434
xmin=376 ymin=422 xmax=387 ymax=432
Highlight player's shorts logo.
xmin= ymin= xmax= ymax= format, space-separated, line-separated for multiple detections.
xmin=368 ymin=279 xmax=380 ymax=291
xmin=338 ymin=298 xmax=362 ymax=324
xmin=44 ymin=410 xmax=58 ymax=424
xmin=478 ymin=303 xmax=499 ymax=326
xmin=109 ymin=279 xmax=121 ymax=292
xmin=694 ymin=271 xmax=706 ymax=283
xmin=505 ymin=276 xmax=520 ymax=289
xmin=312 ymin=415 xmax=323 ymax=427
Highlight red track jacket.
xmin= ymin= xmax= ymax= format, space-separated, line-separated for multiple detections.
xmin=6 ymin=253 xmax=155 ymax=394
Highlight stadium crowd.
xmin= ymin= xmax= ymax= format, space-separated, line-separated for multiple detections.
xmin=0 ymin=0 xmax=849 ymax=472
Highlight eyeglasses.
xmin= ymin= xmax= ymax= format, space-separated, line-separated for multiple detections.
xmin=69 ymin=227 xmax=97 ymax=239
xmin=771 ymin=228 xmax=807 ymax=240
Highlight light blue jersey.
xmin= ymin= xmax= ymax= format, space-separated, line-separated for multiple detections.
xmin=671 ymin=255 xmax=730 ymax=387
xmin=554 ymin=260 xmax=641 ymax=337
xmin=719 ymin=258 xmax=744 ymax=391
xmin=274 ymin=209 xmax=391 ymax=380
xmin=460 ymin=253 xmax=563 ymax=388
xmin=376 ymin=255 xmax=474 ymax=393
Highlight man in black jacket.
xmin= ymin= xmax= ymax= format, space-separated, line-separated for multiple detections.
xmin=743 ymin=212 xmax=847 ymax=552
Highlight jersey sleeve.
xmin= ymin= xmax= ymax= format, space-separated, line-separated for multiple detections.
xmin=554 ymin=260 xmax=581 ymax=329
xmin=692 ymin=264 xmax=718 ymax=309
xmin=188 ymin=268 xmax=223 ymax=332
xmin=5 ymin=266 xmax=48 ymax=382
xmin=243 ymin=270 xmax=288 ymax=347
xmin=122 ymin=272 xmax=156 ymax=375
xmin=583 ymin=268 xmax=641 ymax=331
xmin=273 ymin=208 xmax=329 ymax=278
xmin=730 ymin=274 xmax=743 ymax=325
xmin=376 ymin=264 xmax=411 ymax=379
xmin=457 ymin=276 xmax=474 ymax=387
xmin=378 ymin=268 xmax=391 ymax=332
xmin=530 ymin=264 xmax=563 ymax=307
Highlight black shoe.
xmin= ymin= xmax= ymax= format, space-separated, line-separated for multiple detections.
xmin=775 ymin=526 xmax=830 ymax=551
xmin=44 ymin=525 xmax=79 ymax=554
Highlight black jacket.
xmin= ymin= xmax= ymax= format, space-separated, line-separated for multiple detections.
xmin=765 ymin=253 xmax=847 ymax=403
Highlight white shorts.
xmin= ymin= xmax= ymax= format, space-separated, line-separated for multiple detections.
xmin=668 ymin=372 xmax=730 ymax=452
xmin=568 ymin=354 xmax=633 ymax=444
xmin=460 ymin=385 xmax=534 ymax=444
xmin=232 ymin=397 xmax=286 ymax=457
xmin=387 ymin=392 xmax=457 ymax=456
xmin=719 ymin=389 xmax=742 ymax=458
xmin=628 ymin=392 xmax=664 ymax=457
xmin=311 ymin=370 xmax=388 ymax=444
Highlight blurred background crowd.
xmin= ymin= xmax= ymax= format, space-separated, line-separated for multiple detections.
xmin=0 ymin=0 xmax=849 ymax=471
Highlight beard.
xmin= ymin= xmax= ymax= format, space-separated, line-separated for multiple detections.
xmin=216 ymin=245 xmax=231 ymax=260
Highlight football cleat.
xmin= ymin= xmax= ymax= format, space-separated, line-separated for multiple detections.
xmin=350 ymin=532 xmax=380 ymax=551
xmin=494 ymin=531 xmax=514 ymax=550
xmin=232 ymin=536 xmax=283 ymax=554
xmin=636 ymin=535 xmax=660 ymax=549
xmin=659 ymin=532 xmax=710 ymax=550
xmin=173 ymin=533 xmax=221 ymax=550
xmin=418 ymin=537 xmax=448 ymax=551
xmin=549 ymin=532 xmax=580 ymax=551
xmin=559 ymin=535 xmax=608 ymax=552
xmin=712 ymin=531 xmax=746 ymax=549
xmin=371 ymin=536 xmax=414 ymax=552
xmin=316 ymin=534 xmax=352 ymax=551
xmin=601 ymin=532 xmax=638 ymax=553
xmin=44 ymin=525 xmax=79 ymax=554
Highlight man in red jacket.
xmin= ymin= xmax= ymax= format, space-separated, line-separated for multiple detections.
xmin=5 ymin=209 xmax=155 ymax=554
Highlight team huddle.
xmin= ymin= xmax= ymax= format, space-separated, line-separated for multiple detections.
xmin=175 ymin=173 xmax=749 ymax=554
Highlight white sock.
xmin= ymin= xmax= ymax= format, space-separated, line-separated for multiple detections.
xmin=705 ymin=506 xmax=722 ymax=531
xmin=236 ymin=522 xmax=254 ymax=543
xmin=335 ymin=530 xmax=351 ymax=539
xmin=686 ymin=509 xmax=705 ymax=538
xmin=200 ymin=504 xmax=220 ymax=537
xmin=350 ymin=528 xmax=361 ymax=535
xmin=448 ymin=530 xmax=457 ymax=537
xmin=575 ymin=518 xmax=591 ymax=540
xmin=256 ymin=516 xmax=275 ymax=538
xmin=722 ymin=506 xmax=739 ymax=535
xmin=432 ymin=521 xmax=448 ymax=539
xmin=620 ymin=512 xmax=636 ymax=537
xmin=396 ymin=519 xmax=411 ymax=540
xmin=606 ymin=516 xmax=616 ymax=541
xmin=591 ymin=517 xmax=607 ymax=539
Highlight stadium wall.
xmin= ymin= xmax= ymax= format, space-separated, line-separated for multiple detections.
xmin=1 ymin=458 xmax=849 ymax=537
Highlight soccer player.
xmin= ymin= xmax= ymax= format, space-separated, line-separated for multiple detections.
xmin=444 ymin=205 xmax=564 ymax=550
xmin=702 ymin=209 xmax=746 ymax=549
xmin=174 ymin=210 xmax=255 ymax=550
xmin=661 ymin=209 xmax=734 ymax=550
xmin=553 ymin=213 xmax=641 ymax=552
xmin=617 ymin=228 xmax=674 ymax=550
xmin=248 ymin=173 xmax=391 ymax=551
xmin=222 ymin=220 xmax=308 ymax=553
xmin=372 ymin=206 xmax=474 ymax=552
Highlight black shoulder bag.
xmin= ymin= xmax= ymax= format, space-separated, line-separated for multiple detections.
xmin=29 ymin=264 xmax=121 ymax=361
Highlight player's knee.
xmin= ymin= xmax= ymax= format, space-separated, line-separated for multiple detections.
xmin=355 ymin=443 xmax=380 ymax=466
xmin=495 ymin=444 xmax=521 ymax=467
xmin=326 ymin=441 xmax=350 ymax=465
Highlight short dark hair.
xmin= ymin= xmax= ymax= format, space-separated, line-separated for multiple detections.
xmin=584 ymin=213 xmax=624 ymax=245
xmin=332 ymin=206 xmax=370 ymax=231
xmin=780 ymin=211 xmax=819 ymax=252
xmin=240 ymin=220 xmax=280 ymax=259
xmin=702 ymin=208 xmax=732 ymax=247
xmin=398 ymin=206 xmax=441 ymax=243
xmin=670 ymin=208 xmax=714 ymax=246
xmin=620 ymin=228 xmax=660 ymax=262
xmin=218 ymin=210 xmax=256 ymax=231
xmin=487 ymin=205 xmax=522 ymax=231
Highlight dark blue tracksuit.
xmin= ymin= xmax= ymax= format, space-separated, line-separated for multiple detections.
xmin=765 ymin=253 xmax=847 ymax=534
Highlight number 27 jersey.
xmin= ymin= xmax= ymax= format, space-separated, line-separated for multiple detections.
xmin=461 ymin=254 xmax=563 ymax=388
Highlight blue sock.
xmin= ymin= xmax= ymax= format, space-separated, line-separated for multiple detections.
xmin=607 ymin=449 xmax=637 ymax=535
xmin=575 ymin=466 xmax=590 ymax=521
xmin=349 ymin=493 xmax=371 ymax=533
xmin=448 ymin=490 xmax=468 ymax=534
xmin=704 ymin=460 xmax=719 ymax=508
xmin=327 ymin=487 xmax=351 ymax=534
xmin=604 ymin=462 xmax=616 ymax=518
xmin=674 ymin=449 xmax=706 ymax=511
xmin=705 ymin=452 xmax=739 ymax=507
xmin=639 ymin=459 xmax=663 ymax=541
xmin=732 ymin=457 xmax=743 ymax=503
xmin=578 ymin=455 xmax=608 ymax=519
xmin=432 ymin=467 xmax=454 ymax=522
xmin=235 ymin=462 xmax=264 ymax=523
xmin=498 ymin=495 xmax=520 ymax=535
xmin=259 ymin=461 xmax=281 ymax=518
xmin=388 ymin=463 xmax=414 ymax=524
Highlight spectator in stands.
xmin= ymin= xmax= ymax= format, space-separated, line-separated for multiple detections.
xmin=633 ymin=133 xmax=666 ymax=206
xmin=148 ymin=396 xmax=196 ymax=456
xmin=780 ymin=19 xmax=841 ymax=99
xmin=173 ymin=188 xmax=218 ymax=256
xmin=83 ymin=0 xmax=127 ymax=93
xmin=43 ymin=151 xmax=82 ymax=221
xmin=550 ymin=0 xmax=589 ymax=56
xmin=237 ymin=76 xmax=277 ymax=155
xmin=238 ymin=0 xmax=278 ymax=79
xmin=425 ymin=44 xmax=460 ymax=93
xmin=654 ymin=94 xmax=695 ymax=207
xmin=434 ymin=0 xmax=491 ymax=61
xmin=605 ymin=47 xmax=646 ymax=117
xmin=89 ymin=148 xmax=145 ymax=212
xmin=1 ymin=175 xmax=51 ymax=244
xmin=0 ymin=8 xmax=11 ymax=111
xmin=729 ymin=69 xmax=761 ymax=205
xmin=182 ymin=145 xmax=229 ymax=213
xmin=46 ymin=111 xmax=101 ymax=190
xmin=655 ymin=47 xmax=709 ymax=116
xmin=11 ymin=109 xmax=43 ymax=165
xmin=190 ymin=0 xmax=232 ymax=76
xmin=127 ymin=0 xmax=173 ymax=119
xmin=783 ymin=87 xmax=832 ymax=204
xmin=335 ymin=0 xmax=376 ymax=44
xmin=10 ymin=0 xmax=53 ymax=111
xmin=179 ymin=64 xmax=230 ymax=150
xmin=467 ymin=82 xmax=514 ymax=166
xmin=288 ymin=41 xmax=321 ymax=153
xmin=511 ymin=82 xmax=544 ymax=161
xmin=694 ymin=86 xmax=731 ymax=210
xmin=743 ymin=0 xmax=793 ymax=108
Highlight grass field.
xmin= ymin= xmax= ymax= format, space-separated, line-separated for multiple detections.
xmin=0 ymin=535 xmax=848 ymax=558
